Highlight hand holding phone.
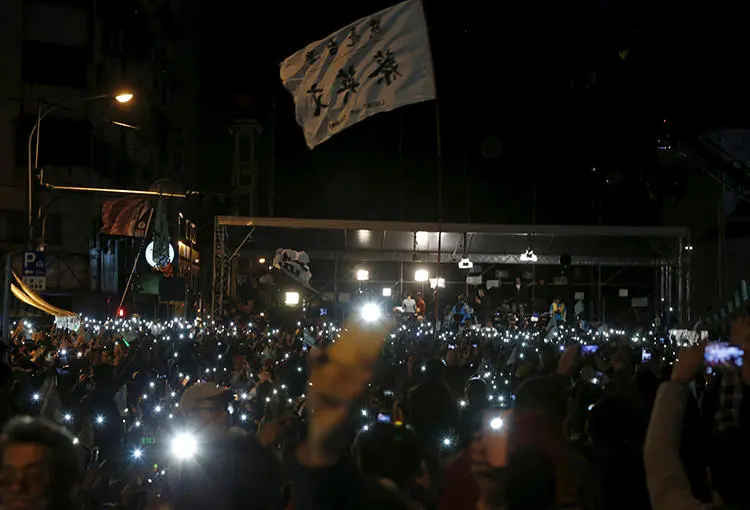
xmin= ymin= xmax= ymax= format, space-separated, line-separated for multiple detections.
xmin=704 ymin=342 xmax=744 ymax=367
xmin=581 ymin=345 xmax=598 ymax=356
xmin=483 ymin=410 xmax=512 ymax=468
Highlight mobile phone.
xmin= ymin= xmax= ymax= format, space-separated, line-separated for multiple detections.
xmin=376 ymin=413 xmax=392 ymax=423
xmin=704 ymin=342 xmax=744 ymax=367
xmin=641 ymin=348 xmax=652 ymax=363
xmin=484 ymin=410 xmax=511 ymax=468
xmin=581 ymin=345 xmax=598 ymax=355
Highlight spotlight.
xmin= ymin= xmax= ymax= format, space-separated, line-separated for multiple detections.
xmin=258 ymin=257 xmax=267 ymax=264
xmin=458 ymin=257 xmax=473 ymax=269
xmin=382 ymin=287 xmax=392 ymax=297
xmin=520 ymin=249 xmax=537 ymax=262
xmin=356 ymin=269 xmax=370 ymax=281
xmin=285 ymin=292 xmax=300 ymax=306
xmin=414 ymin=269 xmax=429 ymax=282
xmin=361 ymin=303 xmax=381 ymax=323
xmin=489 ymin=417 xmax=504 ymax=430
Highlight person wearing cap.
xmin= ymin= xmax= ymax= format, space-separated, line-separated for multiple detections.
xmin=169 ymin=383 xmax=282 ymax=510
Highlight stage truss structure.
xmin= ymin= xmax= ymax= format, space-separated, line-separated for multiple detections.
xmin=211 ymin=217 xmax=691 ymax=325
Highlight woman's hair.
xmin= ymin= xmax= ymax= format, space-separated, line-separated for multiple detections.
xmin=354 ymin=423 xmax=424 ymax=490
xmin=2 ymin=416 xmax=83 ymax=510
xmin=505 ymin=447 xmax=557 ymax=510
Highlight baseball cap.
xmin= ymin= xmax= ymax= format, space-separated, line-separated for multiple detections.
xmin=179 ymin=383 xmax=231 ymax=414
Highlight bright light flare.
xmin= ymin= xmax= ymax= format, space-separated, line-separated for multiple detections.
xmin=361 ymin=303 xmax=381 ymax=323
xmin=172 ymin=433 xmax=198 ymax=460
xmin=489 ymin=417 xmax=504 ymax=431
xmin=356 ymin=269 xmax=370 ymax=281
xmin=285 ymin=292 xmax=300 ymax=306
xmin=414 ymin=269 xmax=429 ymax=282
xmin=115 ymin=93 xmax=134 ymax=103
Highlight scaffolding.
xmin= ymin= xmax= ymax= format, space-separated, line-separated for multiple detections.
xmin=211 ymin=216 xmax=691 ymax=325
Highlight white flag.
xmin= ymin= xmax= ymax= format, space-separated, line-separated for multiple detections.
xmin=280 ymin=0 xmax=436 ymax=149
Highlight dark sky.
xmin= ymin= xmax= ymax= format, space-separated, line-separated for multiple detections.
xmin=198 ymin=0 xmax=750 ymax=225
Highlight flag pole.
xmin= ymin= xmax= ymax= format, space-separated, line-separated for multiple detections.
xmin=115 ymin=209 xmax=154 ymax=318
xmin=433 ymin=102 xmax=442 ymax=339
xmin=421 ymin=0 xmax=442 ymax=339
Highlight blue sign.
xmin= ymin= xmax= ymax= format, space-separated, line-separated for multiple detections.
xmin=23 ymin=251 xmax=46 ymax=277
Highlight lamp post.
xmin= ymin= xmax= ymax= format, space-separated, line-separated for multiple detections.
xmin=27 ymin=92 xmax=134 ymax=247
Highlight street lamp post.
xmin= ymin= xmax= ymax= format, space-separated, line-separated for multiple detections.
xmin=27 ymin=92 xmax=133 ymax=247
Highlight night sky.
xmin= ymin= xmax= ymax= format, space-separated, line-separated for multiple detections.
xmin=197 ymin=0 xmax=749 ymax=225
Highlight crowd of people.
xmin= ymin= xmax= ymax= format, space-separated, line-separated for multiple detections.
xmin=0 ymin=299 xmax=747 ymax=510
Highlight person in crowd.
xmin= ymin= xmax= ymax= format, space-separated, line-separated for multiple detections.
xmin=550 ymin=296 xmax=567 ymax=323
xmin=397 ymin=354 xmax=424 ymax=400
xmin=169 ymin=382 xmax=282 ymax=510
xmin=415 ymin=293 xmax=427 ymax=318
xmin=645 ymin=316 xmax=750 ymax=510
xmin=450 ymin=295 xmax=472 ymax=329
xmin=402 ymin=294 xmax=418 ymax=317
xmin=408 ymin=358 xmax=455 ymax=456
xmin=509 ymin=277 xmax=529 ymax=315
xmin=0 ymin=416 xmax=83 ymax=510
xmin=354 ymin=423 xmax=434 ymax=509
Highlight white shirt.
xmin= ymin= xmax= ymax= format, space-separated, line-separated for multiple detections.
xmin=402 ymin=298 xmax=417 ymax=314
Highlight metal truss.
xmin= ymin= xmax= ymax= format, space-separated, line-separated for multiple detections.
xmin=252 ymin=250 xmax=669 ymax=268
xmin=211 ymin=219 xmax=229 ymax=317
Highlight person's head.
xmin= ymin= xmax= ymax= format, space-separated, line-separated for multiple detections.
xmin=445 ymin=350 xmax=457 ymax=366
xmin=0 ymin=416 xmax=83 ymax=510
xmin=457 ymin=294 xmax=465 ymax=303
xmin=179 ymin=383 xmax=232 ymax=433
xmin=465 ymin=377 xmax=488 ymax=408
xmin=406 ymin=354 xmax=418 ymax=372
xmin=424 ymin=358 xmax=444 ymax=382
xmin=232 ymin=355 xmax=247 ymax=372
xmin=514 ymin=377 xmax=569 ymax=433
xmin=553 ymin=296 xmax=560 ymax=303
xmin=354 ymin=423 xmax=430 ymax=502
xmin=515 ymin=277 xmax=522 ymax=285
xmin=504 ymin=447 xmax=557 ymax=510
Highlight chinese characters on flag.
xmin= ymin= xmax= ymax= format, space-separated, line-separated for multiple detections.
xmin=280 ymin=0 xmax=436 ymax=149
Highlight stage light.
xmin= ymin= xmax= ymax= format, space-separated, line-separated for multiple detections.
xmin=382 ymin=287 xmax=392 ymax=297
xmin=258 ymin=257 xmax=267 ymax=264
xmin=520 ymin=249 xmax=537 ymax=262
xmin=458 ymin=257 xmax=473 ymax=269
xmin=361 ymin=303 xmax=381 ymax=323
xmin=414 ymin=269 xmax=429 ymax=282
xmin=285 ymin=292 xmax=300 ymax=306
xmin=429 ymin=278 xmax=445 ymax=289
xmin=356 ymin=269 xmax=370 ymax=281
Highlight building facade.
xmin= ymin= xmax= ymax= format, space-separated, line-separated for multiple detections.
xmin=0 ymin=0 xmax=200 ymax=316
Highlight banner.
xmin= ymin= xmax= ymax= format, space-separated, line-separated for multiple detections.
xmin=101 ymin=196 xmax=151 ymax=237
xmin=280 ymin=0 xmax=436 ymax=148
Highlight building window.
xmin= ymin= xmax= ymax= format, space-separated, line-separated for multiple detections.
xmin=21 ymin=40 xmax=87 ymax=88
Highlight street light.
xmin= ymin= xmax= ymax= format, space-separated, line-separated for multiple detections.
xmin=115 ymin=93 xmax=134 ymax=103
xmin=28 ymin=91 xmax=135 ymax=246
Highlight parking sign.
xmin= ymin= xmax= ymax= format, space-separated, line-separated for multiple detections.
xmin=22 ymin=251 xmax=46 ymax=292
